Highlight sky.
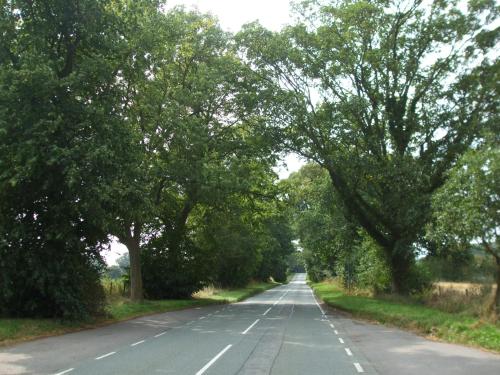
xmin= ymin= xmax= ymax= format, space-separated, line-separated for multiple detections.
xmin=164 ymin=0 xmax=294 ymax=32
xmin=104 ymin=0 xmax=305 ymax=266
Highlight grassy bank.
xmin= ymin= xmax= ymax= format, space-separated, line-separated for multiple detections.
xmin=193 ymin=280 xmax=280 ymax=303
xmin=311 ymin=280 xmax=500 ymax=352
xmin=0 ymin=281 xmax=279 ymax=347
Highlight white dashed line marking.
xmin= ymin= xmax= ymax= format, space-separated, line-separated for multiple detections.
xmin=195 ymin=344 xmax=232 ymax=375
xmin=329 ymin=323 xmax=335 ymax=328
xmin=242 ymin=319 xmax=260 ymax=334
xmin=339 ymin=338 xmax=344 ymax=344
xmin=354 ymin=363 xmax=364 ymax=373
xmin=199 ymin=316 xmax=206 ymax=320
xmin=154 ymin=331 xmax=167 ymax=338
xmin=345 ymin=348 xmax=353 ymax=356
xmin=95 ymin=352 xmax=116 ymax=360
xmin=131 ymin=340 xmax=145 ymax=346
xmin=53 ymin=369 xmax=74 ymax=375
xmin=263 ymin=307 xmax=272 ymax=316
xmin=334 ymin=330 xmax=339 ymax=334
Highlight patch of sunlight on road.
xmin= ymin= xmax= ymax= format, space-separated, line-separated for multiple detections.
xmin=0 ymin=353 xmax=31 ymax=375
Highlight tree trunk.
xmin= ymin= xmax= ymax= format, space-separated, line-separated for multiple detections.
xmin=121 ymin=223 xmax=143 ymax=302
xmin=482 ymin=240 xmax=499 ymax=317
xmin=126 ymin=237 xmax=143 ymax=302
xmin=386 ymin=241 xmax=414 ymax=295
xmin=494 ymin=257 xmax=500 ymax=314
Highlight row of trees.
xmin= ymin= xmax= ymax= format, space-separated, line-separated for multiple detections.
xmin=237 ymin=0 xmax=498 ymax=295
xmin=0 ymin=0 xmax=497 ymax=318
xmin=0 ymin=0 xmax=294 ymax=319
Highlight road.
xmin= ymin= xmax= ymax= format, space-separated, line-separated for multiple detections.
xmin=1 ymin=273 xmax=499 ymax=375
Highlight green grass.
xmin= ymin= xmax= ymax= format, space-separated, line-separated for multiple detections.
xmin=107 ymin=298 xmax=218 ymax=320
xmin=311 ymin=280 xmax=500 ymax=352
xmin=204 ymin=281 xmax=279 ymax=303
xmin=0 ymin=281 xmax=279 ymax=346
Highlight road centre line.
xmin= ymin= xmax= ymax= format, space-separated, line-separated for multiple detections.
xmin=263 ymin=307 xmax=272 ymax=316
xmin=154 ymin=332 xmax=167 ymax=338
xmin=339 ymin=338 xmax=344 ymax=344
xmin=345 ymin=348 xmax=353 ymax=356
xmin=131 ymin=340 xmax=145 ymax=346
xmin=95 ymin=351 xmax=116 ymax=360
xmin=242 ymin=319 xmax=260 ymax=334
xmin=354 ymin=362 xmax=365 ymax=373
xmin=53 ymin=369 xmax=74 ymax=375
xmin=195 ymin=344 xmax=232 ymax=375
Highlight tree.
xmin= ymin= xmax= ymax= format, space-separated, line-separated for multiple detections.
xmin=429 ymin=138 xmax=500 ymax=313
xmin=0 ymin=0 xmax=135 ymax=318
xmin=238 ymin=0 xmax=499 ymax=293
xmin=111 ymin=6 xmax=277 ymax=300
xmin=285 ymin=164 xmax=391 ymax=291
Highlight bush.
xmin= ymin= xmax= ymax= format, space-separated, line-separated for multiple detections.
xmin=0 ymin=240 xmax=106 ymax=319
xmin=142 ymin=236 xmax=209 ymax=299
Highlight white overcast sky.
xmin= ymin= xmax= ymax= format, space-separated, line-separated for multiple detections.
xmin=105 ymin=0 xmax=305 ymax=265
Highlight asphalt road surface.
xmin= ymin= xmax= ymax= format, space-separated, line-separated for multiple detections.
xmin=1 ymin=273 xmax=499 ymax=375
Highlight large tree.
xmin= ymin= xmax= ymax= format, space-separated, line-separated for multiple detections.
xmin=111 ymin=6 xmax=275 ymax=300
xmin=0 ymin=0 xmax=135 ymax=317
xmin=238 ymin=0 xmax=499 ymax=292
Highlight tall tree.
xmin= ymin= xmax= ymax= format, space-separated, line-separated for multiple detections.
xmin=238 ymin=0 xmax=499 ymax=292
xmin=111 ymin=6 xmax=274 ymax=300
xmin=0 ymin=0 xmax=134 ymax=317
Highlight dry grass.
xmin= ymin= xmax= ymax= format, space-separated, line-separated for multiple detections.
xmin=425 ymin=282 xmax=496 ymax=317
xmin=433 ymin=282 xmax=496 ymax=295
xmin=192 ymin=285 xmax=220 ymax=299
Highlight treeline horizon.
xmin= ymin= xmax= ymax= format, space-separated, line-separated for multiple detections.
xmin=1 ymin=0 xmax=498 ymax=319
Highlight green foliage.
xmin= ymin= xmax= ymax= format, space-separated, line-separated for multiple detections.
xmin=141 ymin=237 xmax=210 ymax=299
xmin=429 ymin=140 xmax=499 ymax=249
xmin=238 ymin=0 xmax=499 ymax=293
xmin=0 ymin=0 xmax=134 ymax=318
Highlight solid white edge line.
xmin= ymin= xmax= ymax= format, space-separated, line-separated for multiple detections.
xmin=354 ymin=363 xmax=364 ymax=373
xmin=131 ymin=340 xmax=145 ymax=346
xmin=95 ymin=351 xmax=116 ymax=360
xmin=242 ymin=319 xmax=260 ymax=335
xmin=154 ymin=331 xmax=166 ymax=338
xmin=312 ymin=293 xmax=325 ymax=315
xmin=263 ymin=307 xmax=272 ymax=316
xmin=195 ymin=344 xmax=232 ymax=375
xmin=339 ymin=338 xmax=344 ymax=344
xmin=345 ymin=348 xmax=353 ymax=356
xmin=53 ymin=369 xmax=74 ymax=375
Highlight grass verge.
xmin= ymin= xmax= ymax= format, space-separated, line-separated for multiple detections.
xmin=0 ymin=281 xmax=279 ymax=347
xmin=194 ymin=281 xmax=280 ymax=303
xmin=311 ymin=280 xmax=500 ymax=353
